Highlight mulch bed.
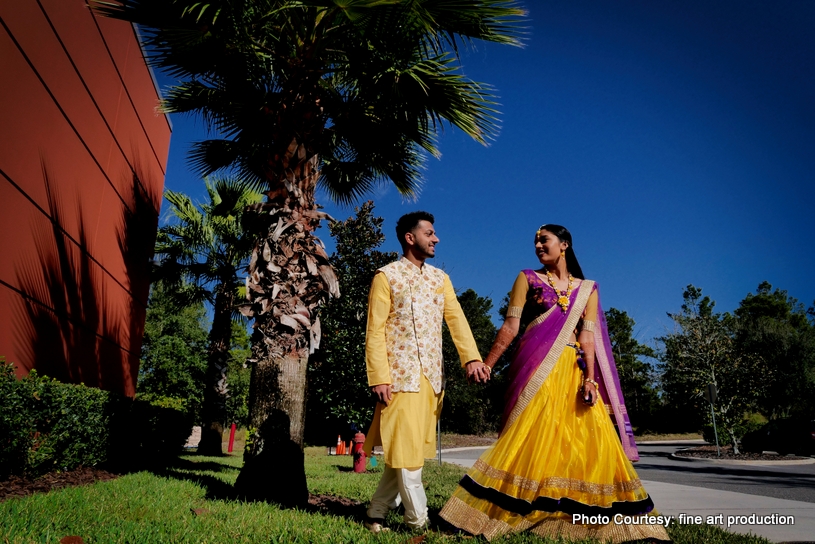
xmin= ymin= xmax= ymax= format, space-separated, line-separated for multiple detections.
xmin=0 ymin=467 xmax=120 ymax=502
xmin=308 ymin=493 xmax=363 ymax=518
xmin=674 ymin=444 xmax=810 ymax=461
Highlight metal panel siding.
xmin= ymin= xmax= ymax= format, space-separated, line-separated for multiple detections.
xmin=0 ymin=0 xmax=171 ymax=396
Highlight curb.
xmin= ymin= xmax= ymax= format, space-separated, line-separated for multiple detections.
xmin=670 ymin=449 xmax=815 ymax=466
xmin=636 ymin=439 xmax=707 ymax=444
xmin=439 ymin=446 xmax=495 ymax=453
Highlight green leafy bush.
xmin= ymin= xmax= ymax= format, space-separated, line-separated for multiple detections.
xmin=0 ymin=358 xmax=192 ymax=478
xmin=702 ymin=412 xmax=767 ymax=447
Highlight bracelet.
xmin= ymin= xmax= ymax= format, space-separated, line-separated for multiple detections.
xmin=581 ymin=320 xmax=596 ymax=332
xmin=584 ymin=378 xmax=599 ymax=389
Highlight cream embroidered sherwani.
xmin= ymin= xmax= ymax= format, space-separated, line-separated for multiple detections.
xmin=363 ymin=257 xmax=481 ymax=468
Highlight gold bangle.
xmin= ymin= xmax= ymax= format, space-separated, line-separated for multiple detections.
xmin=582 ymin=320 xmax=596 ymax=332
xmin=507 ymin=306 xmax=523 ymax=318
xmin=584 ymin=378 xmax=599 ymax=388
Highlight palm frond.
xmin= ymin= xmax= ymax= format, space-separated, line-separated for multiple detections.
xmin=94 ymin=0 xmax=528 ymax=204
xmin=206 ymin=176 xmax=264 ymax=217
xmin=411 ymin=0 xmax=527 ymax=52
xmin=400 ymin=54 xmax=502 ymax=144
xmin=187 ymin=140 xmax=258 ymax=184
xmin=319 ymin=129 xmax=425 ymax=203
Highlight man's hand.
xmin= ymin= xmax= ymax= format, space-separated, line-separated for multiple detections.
xmin=371 ymin=384 xmax=393 ymax=406
xmin=466 ymin=361 xmax=491 ymax=384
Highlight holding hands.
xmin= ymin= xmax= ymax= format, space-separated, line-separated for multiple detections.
xmin=466 ymin=360 xmax=491 ymax=384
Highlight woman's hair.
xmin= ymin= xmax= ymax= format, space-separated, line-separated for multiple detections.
xmin=537 ymin=224 xmax=585 ymax=279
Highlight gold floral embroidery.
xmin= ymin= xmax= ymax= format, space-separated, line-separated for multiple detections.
xmin=471 ymin=459 xmax=643 ymax=496
xmin=440 ymin=496 xmax=668 ymax=543
xmin=380 ymin=258 xmax=446 ymax=394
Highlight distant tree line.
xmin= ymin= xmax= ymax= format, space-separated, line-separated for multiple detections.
xmin=659 ymin=283 xmax=815 ymax=452
xmin=140 ymin=197 xmax=815 ymax=453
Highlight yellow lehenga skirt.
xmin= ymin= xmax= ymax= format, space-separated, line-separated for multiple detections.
xmin=439 ymin=346 xmax=670 ymax=542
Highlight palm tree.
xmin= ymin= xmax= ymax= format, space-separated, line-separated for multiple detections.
xmin=94 ymin=0 xmax=525 ymax=504
xmin=153 ymin=178 xmax=263 ymax=455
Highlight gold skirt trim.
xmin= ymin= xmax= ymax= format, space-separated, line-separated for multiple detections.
xmin=472 ymin=458 xmax=644 ymax=496
xmin=440 ymin=496 xmax=670 ymax=542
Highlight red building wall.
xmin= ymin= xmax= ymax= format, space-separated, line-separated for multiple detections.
xmin=0 ymin=0 xmax=171 ymax=396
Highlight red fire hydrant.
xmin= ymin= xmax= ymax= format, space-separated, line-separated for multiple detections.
xmin=353 ymin=431 xmax=366 ymax=473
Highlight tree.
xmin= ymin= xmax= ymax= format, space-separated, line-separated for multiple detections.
xmin=441 ymin=289 xmax=499 ymax=434
xmin=604 ymin=308 xmax=658 ymax=429
xmin=138 ymin=281 xmax=209 ymax=414
xmin=225 ymin=321 xmax=252 ymax=429
xmin=153 ymin=178 xmax=263 ymax=455
xmin=659 ymin=286 xmax=770 ymax=453
xmin=734 ymin=281 xmax=815 ymax=419
xmin=306 ymin=201 xmax=397 ymax=444
xmin=95 ymin=0 xmax=525 ymax=505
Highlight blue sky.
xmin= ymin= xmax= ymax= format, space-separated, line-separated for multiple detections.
xmin=159 ymin=1 xmax=815 ymax=346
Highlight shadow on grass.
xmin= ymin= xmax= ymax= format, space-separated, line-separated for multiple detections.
xmin=139 ymin=454 xmax=369 ymax=524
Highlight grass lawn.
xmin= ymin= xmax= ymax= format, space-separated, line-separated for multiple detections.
xmin=0 ymin=448 xmax=769 ymax=544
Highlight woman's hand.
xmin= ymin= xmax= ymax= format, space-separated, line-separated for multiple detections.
xmin=466 ymin=361 xmax=491 ymax=383
xmin=582 ymin=379 xmax=598 ymax=406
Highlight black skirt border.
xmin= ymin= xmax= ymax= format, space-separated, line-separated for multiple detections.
xmin=459 ymin=475 xmax=656 ymax=518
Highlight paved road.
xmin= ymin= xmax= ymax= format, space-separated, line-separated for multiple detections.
xmin=440 ymin=441 xmax=815 ymax=504
xmin=635 ymin=441 xmax=815 ymax=504
xmin=438 ymin=442 xmax=815 ymax=543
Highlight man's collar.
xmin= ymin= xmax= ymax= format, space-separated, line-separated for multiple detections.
xmin=400 ymin=256 xmax=425 ymax=273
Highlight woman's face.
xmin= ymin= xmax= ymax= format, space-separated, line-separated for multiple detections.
xmin=535 ymin=229 xmax=568 ymax=266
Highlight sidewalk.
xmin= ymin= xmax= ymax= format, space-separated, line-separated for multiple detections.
xmin=644 ymin=479 xmax=815 ymax=543
xmin=439 ymin=448 xmax=815 ymax=543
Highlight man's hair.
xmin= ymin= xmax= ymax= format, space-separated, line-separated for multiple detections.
xmin=395 ymin=211 xmax=435 ymax=250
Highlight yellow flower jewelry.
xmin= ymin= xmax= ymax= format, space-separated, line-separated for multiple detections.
xmin=546 ymin=270 xmax=574 ymax=312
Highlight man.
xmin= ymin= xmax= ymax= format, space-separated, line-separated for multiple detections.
xmin=363 ymin=211 xmax=491 ymax=532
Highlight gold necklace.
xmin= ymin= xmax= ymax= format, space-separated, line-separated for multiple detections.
xmin=545 ymin=270 xmax=574 ymax=312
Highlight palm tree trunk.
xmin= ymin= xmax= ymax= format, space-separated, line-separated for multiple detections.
xmin=197 ymin=286 xmax=234 ymax=456
xmin=234 ymin=143 xmax=338 ymax=505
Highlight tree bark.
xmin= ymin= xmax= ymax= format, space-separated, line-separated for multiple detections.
xmin=235 ymin=350 xmax=309 ymax=505
xmin=197 ymin=286 xmax=234 ymax=456
xmin=233 ymin=143 xmax=338 ymax=505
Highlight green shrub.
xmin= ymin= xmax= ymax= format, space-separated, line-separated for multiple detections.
xmin=0 ymin=359 xmax=193 ymax=478
xmin=702 ymin=412 xmax=767 ymax=447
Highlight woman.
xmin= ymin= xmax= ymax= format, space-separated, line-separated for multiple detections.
xmin=440 ymin=225 xmax=670 ymax=542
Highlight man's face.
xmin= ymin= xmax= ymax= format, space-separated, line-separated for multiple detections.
xmin=407 ymin=220 xmax=439 ymax=258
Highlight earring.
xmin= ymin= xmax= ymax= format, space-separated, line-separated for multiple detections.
xmin=560 ymin=251 xmax=566 ymax=258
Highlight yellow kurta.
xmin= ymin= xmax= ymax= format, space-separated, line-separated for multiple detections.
xmin=365 ymin=375 xmax=441 ymax=468
xmin=363 ymin=260 xmax=481 ymax=468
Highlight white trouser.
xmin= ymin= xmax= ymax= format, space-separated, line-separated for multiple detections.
xmin=367 ymin=465 xmax=427 ymax=529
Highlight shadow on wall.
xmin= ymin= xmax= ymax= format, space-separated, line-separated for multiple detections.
xmin=118 ymin=157 xmax=162 ymax=391
xmin=13 ymin=160 xmax=159 ymax=395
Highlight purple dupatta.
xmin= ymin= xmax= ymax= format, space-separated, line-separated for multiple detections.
xmin=499 ymin=278 xmax=640 ymax=462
